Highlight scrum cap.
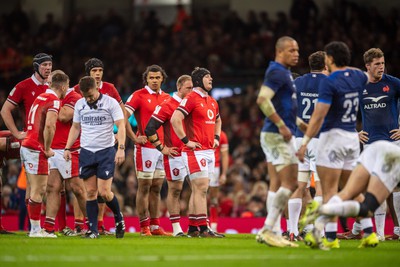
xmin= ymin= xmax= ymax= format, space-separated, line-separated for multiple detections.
xmin=191 ymin=67 xmax=210 ymax=90
xmin=33 ymin=53 xmax=52 ymax=73
xmin=85 ymin=58 xmax=104 ymax=75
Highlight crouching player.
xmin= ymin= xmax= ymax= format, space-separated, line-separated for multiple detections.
xmin=300 ymin=141 xmax=400 ymax=249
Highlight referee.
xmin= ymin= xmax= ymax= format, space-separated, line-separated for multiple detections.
xmin=64 ymin=76 xmax=126 ymax=239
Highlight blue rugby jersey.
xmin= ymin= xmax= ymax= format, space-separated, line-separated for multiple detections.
xmin=360 ymin=74 xmax=400 ymax=144
xmin=294 ymin=73 xmax=326 ymax=137
xmin=261 ymin=61 xmax=297 ymax=135
xmin=318 ymin=69 xmax=368 ymax=132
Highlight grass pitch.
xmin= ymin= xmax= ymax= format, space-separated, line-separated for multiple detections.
xmin=0 ymin=233 xmax=399 ymax=267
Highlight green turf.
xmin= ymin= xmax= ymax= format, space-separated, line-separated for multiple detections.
xmin=0 ymin=233 xmax=399 ymax=267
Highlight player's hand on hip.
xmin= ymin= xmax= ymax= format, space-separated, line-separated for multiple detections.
xmin=44 ymin=148 xmax=55 ymax=158
xmin=279 ymin=125 xmax=292 ymax=142
xmin=390 ymin=129 xmax=400 ymax=140
xmin=213 ymin=139 xmax=220 ymax=148
xmin=296 ymin=145 xmax=307 ymax=163
xmin=135 ymin=135 xmax=147 ymax=145
xmin=115 ymin=149 xmax=125 ymax=165
xmin=63 ymin=150 xmax=71 ymax=161
xmin=162 ymin=146 xmax=179 ymax=158
xmin=358 ymin=130 xmax=369 ymax=144
xmin=15 ymin=131 xmax=27 ymax=140
xmin=186 ymin=140 xmax=202 ymax=150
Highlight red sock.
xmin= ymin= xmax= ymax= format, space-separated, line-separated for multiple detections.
xmin=28 ymin=199 xmax=42 ymax=221
xmin=44 ymin=217 xmax=56 ymax=233
xmin=98 ymin=220 xmax=104 ymax=231
xmin=150 ymin=218 xmax=160 ymax=226
xmin=188 ymin=214 xmax=197 ymax=227
xmin=169 ymin=214 xmax=180 ymax=224
xmin=56 ymin=192 xmax=67 ymax=230
xmin=74 ymin=219 xmax=85 ymax=230
xmin=197 ymin=214 xmax=207 ymax=227
xmin=210 ymin=205 xmax=218 ymax=224
xmin=139 ymin=217 xmax=150 ymax=228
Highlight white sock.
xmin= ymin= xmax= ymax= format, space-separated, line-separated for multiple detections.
xmin=210 ymin=222 xmax=217 ymax=232
xmin=374 ymin=200 xmax=386 ymax=238
xmin=172 ymin=222 xmax=183 ymax=236
xmin=314 ymin=196 xmax=323 ymax=205
xmin=314 ymin=215 xmax=331 ymax=236
xmin=393 ymin=192 xmax=400 ymax=226
xmin=360 ymin=217 xmax=373 ymax=237
xmin=352 ymin=221 xmax=362 ymax=235
xmin=30 ymin=219 xmax=41 ymax=233
xmin=393 ymin=226 xmax=400 ymax=236
xmin=320 ymin=200 xmax=360 ymax=217
xmin=273 ymin=214 xmax=282 ymax=234
xmin=264 ymin=187 xmax=292 ymax=231
xmin=286 ymin=219 xmax=290 ymax=233
xmin=288 ymin=198 xmax=302 ymax=235
xmin=304 ymin=224 xmax=314 ymax=233
xmin=263 ymin=191 xmax=276 ymax=230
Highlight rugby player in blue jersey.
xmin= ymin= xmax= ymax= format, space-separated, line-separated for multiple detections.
xmin=297 ymin=41 xmax=369 ymax=249
xmin=342 ymin=48 xmax=400 ymax=241
xmin=256 ymin=36 xmax=307 ymax=248
xmin=287 ymin=51 xmax=328 ymax=241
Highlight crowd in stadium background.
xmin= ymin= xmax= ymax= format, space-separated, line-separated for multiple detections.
xmin=1 ymin=0 xmax=400 ymax=226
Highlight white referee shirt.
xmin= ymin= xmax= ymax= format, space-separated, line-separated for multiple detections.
xmin=73 ymin=94 xmax=123 ymax=152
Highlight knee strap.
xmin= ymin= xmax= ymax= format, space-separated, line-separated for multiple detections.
xmin=359 ymin=192 xmax=380 ymax=217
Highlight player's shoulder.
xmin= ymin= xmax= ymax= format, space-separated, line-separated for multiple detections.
xmin=102 ymin=81 xmax=115 ymax=88
xmin=382 ymin=74 xmax=400 ymax=85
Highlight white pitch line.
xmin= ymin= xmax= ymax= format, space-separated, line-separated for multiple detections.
xmin=1 ymin=254 xmax=334 ymax=262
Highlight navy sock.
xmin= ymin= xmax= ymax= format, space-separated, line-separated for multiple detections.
xmin=363 ymin=227 xmax=373 ymax=235
xmin=86 ymin=199 xmax=99 ymax=233
xmin=325 ymin=231 xmax=337 ymax=241
xmin=106 ymin=195 xmax=122 ymax=222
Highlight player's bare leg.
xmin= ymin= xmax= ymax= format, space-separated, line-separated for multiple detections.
xmin=149 ymin=177 xmax=170 ymax=235
xmin=67 ymin=176 xmax=87 ymax=235
xmin=167 ymin=180 xmax=185 ymax=236
xmin=136 ymin=176 xmax=152 ymax=235
xmin=43 ymin=169 xmax=63 ymax=236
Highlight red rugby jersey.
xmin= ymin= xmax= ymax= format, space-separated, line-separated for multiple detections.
xmin=6 ymin=75 xmax=49 ymax=130
xmin=125 ymin=86 xmax=170 ymax=148
xmin=177 ymin=89 xmax=219 ymax=151
xmin=51 ymin=89 xmax=81 ymax=149
xmin=151 ymin=93 xmax=184 ymax=154
xmin=22 ymin=90 xmax=60 ymax=151
xmin=74 ymin=81 xmax=122 ymax=104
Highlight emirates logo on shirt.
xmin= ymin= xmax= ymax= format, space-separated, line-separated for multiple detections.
xmin=145 ymin=160 xmax=152 ymax=168
xmin=383 ymin=85 xmax=390 ymax=93
xmin=173 ymin=168 xmax=180 ymax=176
xmin=200 ymin=158 xmax=206 ymax=167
